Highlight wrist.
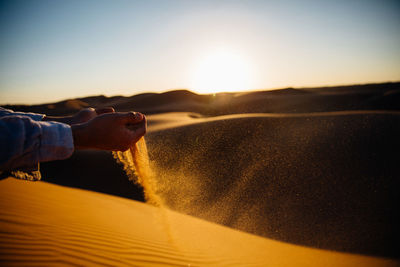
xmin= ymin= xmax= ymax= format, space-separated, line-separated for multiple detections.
xmin=71 ymin=124 xmax=88 ymax=149
xmin=43 ymin=115 xmax=73 ymax=125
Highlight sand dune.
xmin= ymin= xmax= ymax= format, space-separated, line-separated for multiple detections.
xmin=0 ymin=178 xmax=396 ymax=266
xmin=146 ymin=109 xmax=400 ymax=132
xmin=38 ymin=111 xmax=400 ymax=259
xmin=4 ymin=82 xmax=400 ymax=116
xmin=2 ymin=83 xmax=399 ymax=264
xmin=145 ymin=111 xmax=400 ymax=258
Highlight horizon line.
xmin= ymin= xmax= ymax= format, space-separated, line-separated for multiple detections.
xmin=2 ymin=80 xmax=400 ymax=106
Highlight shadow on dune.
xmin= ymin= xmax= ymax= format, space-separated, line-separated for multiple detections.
xmin=147 ymin=112 xmax=400 ymax=259
xmin=40 ymin=151 xmax=145 ymax=202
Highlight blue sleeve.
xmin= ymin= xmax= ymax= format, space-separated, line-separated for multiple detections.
xmin=0 ymin=115 xmax=74 ymax=172
xmin=0 ymin=107 xmax=45 ymax=121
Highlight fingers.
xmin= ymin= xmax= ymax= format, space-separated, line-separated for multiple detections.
xmin=95 ymin=107 xmax=115 ymax=115
xmin=74 ymin=110 xmax=146 ymax=151
xmin=112 ymin=113 xmax=146 ymax=151
xmin=120 ymin=111 xmax=144 ymax=124
xmin=127 ymin=116 xmax=147 ymax=145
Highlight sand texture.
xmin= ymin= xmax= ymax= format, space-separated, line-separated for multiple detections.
xmin=145 ymin=111 xmax=400 ymax=258
xmin=0 ymin=178 xmax=396 ymax=266
xmin=2 ymin=83 xmax=400 ymax=264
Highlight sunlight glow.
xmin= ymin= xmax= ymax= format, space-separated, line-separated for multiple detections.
xmin=191 ymin=49 xmax=254 ymax=94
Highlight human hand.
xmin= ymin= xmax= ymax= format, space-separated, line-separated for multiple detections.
xmin=44 ymin=107 xmax=115 ymax=125
xmin=70 ymin=107 xmax=115 ymax=125
xmin=71 ymin=111 xmax=146 ymax=151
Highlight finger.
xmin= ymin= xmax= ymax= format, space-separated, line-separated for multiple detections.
xmin=120 ymin=111 xmax=144 ymax=124
xmin=126 ymin=116 xmax=147 ymax=131
xmin=128 ymin=118 xmax=147 ymax=144
xmin=95 ymin=107 xmax=115 ymax=115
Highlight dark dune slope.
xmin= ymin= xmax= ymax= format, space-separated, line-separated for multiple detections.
xmin=146 ymin=111 xmax=400 ymax=258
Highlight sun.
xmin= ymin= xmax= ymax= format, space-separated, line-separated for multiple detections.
xmin=190 ymin=49 xmax=253 ymax=94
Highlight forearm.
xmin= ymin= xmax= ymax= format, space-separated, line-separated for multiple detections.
xmin=0 ymin=116 xmax=74 ymax=171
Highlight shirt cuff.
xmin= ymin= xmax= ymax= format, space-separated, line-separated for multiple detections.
xmin=0 ymin=107 xmax=45 ymax=121
xmin=38 ymin=121 xmax=74 ymax=162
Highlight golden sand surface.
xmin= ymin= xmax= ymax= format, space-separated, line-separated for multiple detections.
xmin=0 ymin=178 xmax=396 ymax=266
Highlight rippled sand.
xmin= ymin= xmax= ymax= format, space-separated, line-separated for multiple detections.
xmin=0 ymin=178 xmax=395 ymax=266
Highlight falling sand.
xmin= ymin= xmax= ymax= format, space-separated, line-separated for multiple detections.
xmin=113 ymin=137 xmax=178 ymax=247
xmin=113 ymin=137 xmax=161 ymax=207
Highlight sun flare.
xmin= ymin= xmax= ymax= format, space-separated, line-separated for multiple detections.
xmin=191 ymin=49 xmax=253 ymax=94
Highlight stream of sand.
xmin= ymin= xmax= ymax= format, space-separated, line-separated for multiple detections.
xmin=113 ymin=137 xmax=162 ymax=206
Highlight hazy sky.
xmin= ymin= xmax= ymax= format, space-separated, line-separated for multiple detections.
xmin=1 ymin=0 xmax=399 ymax=104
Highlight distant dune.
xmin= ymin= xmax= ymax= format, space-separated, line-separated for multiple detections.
xmin=1 ymin=82 xmax=400 ymax=264
xmin=3 ymin=82 xmax=400 ymax=116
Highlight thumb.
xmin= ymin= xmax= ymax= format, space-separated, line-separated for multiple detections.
xmin=95 ymin=107 xmax=115 ymax=115
xmin=120 ymin=111 xmax=144 ymax=124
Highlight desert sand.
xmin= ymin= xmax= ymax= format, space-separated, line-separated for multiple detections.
xmin=0 ymin=178 xmax=396 ymax=266
xmin=1 ymin=83 xmax=400 ymax=265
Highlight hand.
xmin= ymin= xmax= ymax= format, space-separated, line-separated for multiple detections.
xmin=71 ymin=111 xmax=146 ymax=151
xmin=70 ymin=107 xmax=115 ymax=125
xmin=44 ymin=107 xmax=115 ymax=125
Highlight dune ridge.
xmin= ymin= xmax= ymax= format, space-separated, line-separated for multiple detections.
xmin=106 ymin=109 xmax=400 ymax=258
xmin=141 ymin=110 xmax=400 ymax=258
xmin=4 ymin=82 xmax=400 ymax=116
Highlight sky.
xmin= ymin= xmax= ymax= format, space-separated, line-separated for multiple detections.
xmin=0 ymin=0 xmax=399 ymax=104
